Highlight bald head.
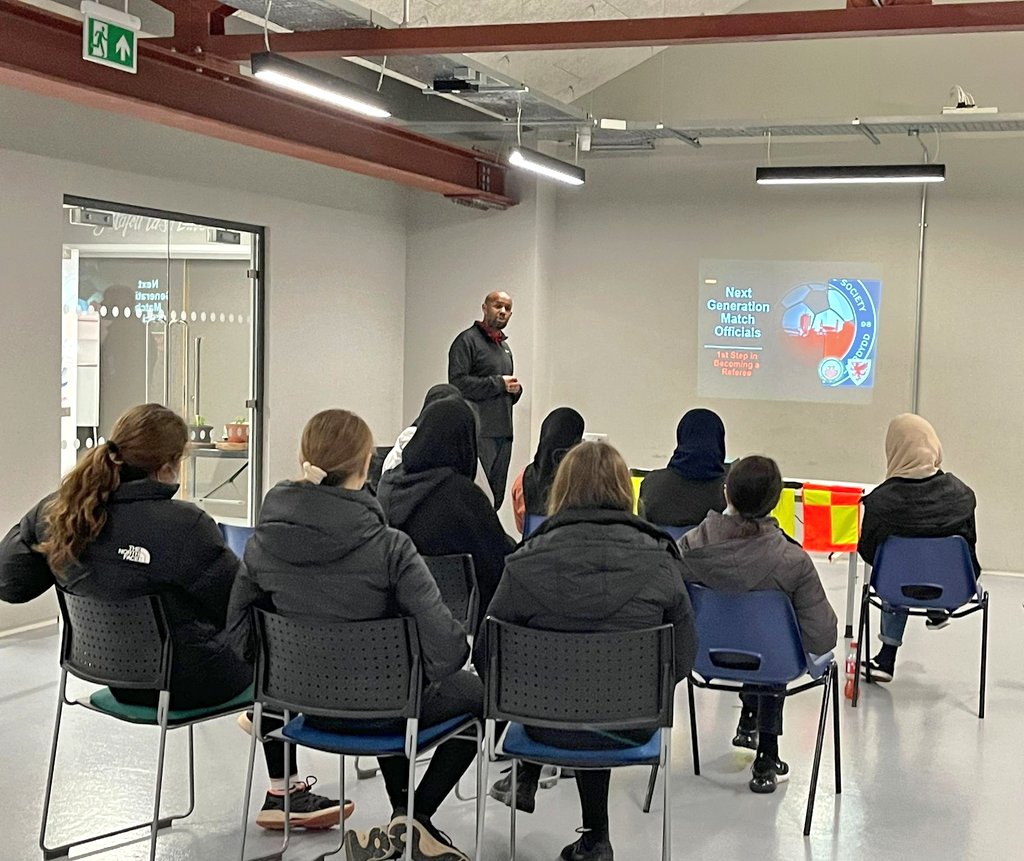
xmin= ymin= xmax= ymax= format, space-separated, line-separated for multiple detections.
xmin=482 ymin=291 xmax=513 ymax=330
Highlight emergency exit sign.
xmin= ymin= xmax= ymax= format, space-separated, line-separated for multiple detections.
xmin=81 ymin=2 xmax=140 ymax=74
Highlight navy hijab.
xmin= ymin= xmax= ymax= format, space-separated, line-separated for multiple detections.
xmin=522 ymin=407 xmax=585 ymax=514
xmin=667 ymin=409 xmax=726 ymax=481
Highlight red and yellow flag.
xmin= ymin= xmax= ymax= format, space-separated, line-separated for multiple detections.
xmin=802 ymin=484 xmax=863 ymax=553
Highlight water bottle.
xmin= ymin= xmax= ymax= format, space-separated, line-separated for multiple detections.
xmin=844 ymin=641 xmax=858 ymax=700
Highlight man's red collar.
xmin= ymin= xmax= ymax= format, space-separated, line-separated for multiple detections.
xmin=476 ymin=320 xmax=506 ymax=344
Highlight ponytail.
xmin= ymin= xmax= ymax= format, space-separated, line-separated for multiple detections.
xmin=36 ymin=443 xmax=123 ymax=579
xmin=35 ymin=403 xmax=188 ymax=579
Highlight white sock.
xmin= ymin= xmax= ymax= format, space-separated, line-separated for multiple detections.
xmin=269 ymin=777 xmax=303 ymax=794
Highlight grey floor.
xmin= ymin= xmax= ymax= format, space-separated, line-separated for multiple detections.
xmin=2 ymin=564 xmax=1020 ymax=861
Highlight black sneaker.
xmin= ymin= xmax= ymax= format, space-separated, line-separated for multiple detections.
xmin=560 ymin=829 xmax=614 ymax=861
xmin=926 ymin=610 xmax=951 ymax=631
xmin=344 ymin=826 xmax=395 ymax=861
xmin=860 ymin=658 xmax=894 ymax=683
xmin=488 ymin=766 xmax=539 ymax=814
xmin=732 ymin=728 xmax=758 ymax=752
xmin=256 ymin=777 xmax=349 ymax=830
xmin=387 ymin=813 xmax=469 ymax=861
xmin=749 ymin=753 xmax=781 ymax=794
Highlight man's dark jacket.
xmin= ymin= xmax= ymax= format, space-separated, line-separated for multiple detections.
xmin=448 ymin=323 xmax=521 ymax=438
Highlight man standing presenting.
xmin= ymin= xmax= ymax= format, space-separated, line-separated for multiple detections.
xmin=448 ymin=291 xmax=522 ymax=509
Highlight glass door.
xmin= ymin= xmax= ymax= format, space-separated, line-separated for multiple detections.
xmin=61 ymin=199 xmax=263 ymax=525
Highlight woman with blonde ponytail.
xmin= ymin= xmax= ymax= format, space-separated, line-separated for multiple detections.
xmin=0 ymin=403 xmax=343 ymax=834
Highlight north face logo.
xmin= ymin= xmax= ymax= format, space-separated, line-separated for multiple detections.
xmin=118 ymin=545 xmax=151 ymax=565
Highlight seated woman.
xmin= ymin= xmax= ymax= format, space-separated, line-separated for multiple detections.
xmin=231 ymin=408 xmax=479 ymax=861
xmin=378 ymin=398 xmax=515 ymax=623
xmin=509 ymin=407 xmax=585 ymax=535
xmin=639 ymin=409 xmax=727 ymax=528
xmin=680 ymin=455 xmax=838 ymax=794
xmin=0 ymin=404 xmax=340 ymax=831
xmin=482 ymin=441 xmax=697 ymax=861
xmin=858 ymin=414 xmax=980 ymax=683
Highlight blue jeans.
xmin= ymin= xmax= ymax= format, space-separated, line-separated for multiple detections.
xmin=879 ymin=603 xmax=909 ymax=647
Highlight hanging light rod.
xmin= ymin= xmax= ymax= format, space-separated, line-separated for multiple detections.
xmin=756 ymin=164 xmax=945 ymax=185
xmin=509 ymin=146 xmax=586 ymax=186
xmin=250 ymin=52 xmax=391 ymax=119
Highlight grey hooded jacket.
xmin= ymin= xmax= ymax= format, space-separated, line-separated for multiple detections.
xmin=229 ymin=481 xmax=468 ymax=683
xmin=681 ymin=511 xmax=838 ymax=656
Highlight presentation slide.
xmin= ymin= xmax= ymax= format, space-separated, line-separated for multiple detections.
xmin=697 ymin=260 xmax=882 ymax=404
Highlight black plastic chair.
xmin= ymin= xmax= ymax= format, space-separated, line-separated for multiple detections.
xmin=41 ymin=591 xmax=252 ymax=861
xmin=240 ymin=611 xmax=483 ymax=861
xmin=482 ymin=618 xmax=675 ymax=861
xmin=682 ymin=584 xmax=841 ymax=836
xmin=853 ymin=535 xmax=989 ymax=717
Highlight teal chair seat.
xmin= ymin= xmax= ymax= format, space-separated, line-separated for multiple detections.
xmin=87 ymin=684 xmax=254 ymax=725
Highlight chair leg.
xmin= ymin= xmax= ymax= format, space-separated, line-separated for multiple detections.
xmin=508 ymin=758 xmax=518 ymax=861
xmin=355 ymin=755 xmax=380 ymax=780
xmin=831 ymin=668 xmax=842 ymax=795
xmin=149 ymin=692 xmax=172 ymax=861
xmin=686 ymin=679 xmax=700 ymax=776
xmin=853 ymin=585 xmax=869 ymax=707
xmin=803 ymin=665 xmax=833 ymax=837
xmin=38 ymin=670 xmax=67 ymax=857
xmin=180 ymin=725 xmax=196 ymax=820
xmin=312 ymin=755 xmax=347 ymax=861
xmin=474 ymin=724 xmax=486 ymax=860
xmin=402 ymin=725 xmax=419 ymax=861
xmin=979 ymin=593 xmax=990 ymax=719
xmin=238 ymin=702 xmax=261 ymax=861
xmin=660 ymin=730 xmax=672 ymax=861
xmin=642 ymin=764 xmax=658 ymax=814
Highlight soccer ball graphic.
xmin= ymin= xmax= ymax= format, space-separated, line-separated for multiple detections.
xmin=781 ymin=283 xmax=855 ymax=338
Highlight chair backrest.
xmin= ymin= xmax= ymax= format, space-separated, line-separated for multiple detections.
xmin=655 ymin=524 xmax=698 ymax=542
xmin=872 ymin=536 xmax=980 ymax=610
xmin=254 ymin=611 xmax=421 ymax=720
xmin=423 ymin=554 xmax=478 ymax=632
xmin=219 ymin=523 xmax=254 ymax=558
xmin=484 ymin=618 xmax=674 ymax=731
xmin=57 ymin=591 xmax=171 ymax=690
xmin=687 ymin=584 xmax=808 ymax=686
xmin=523 ymin=513 xmax=547 ymax=537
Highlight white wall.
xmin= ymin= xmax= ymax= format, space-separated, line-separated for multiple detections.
xmin=0 ymin=136 xmax=407 ymax=630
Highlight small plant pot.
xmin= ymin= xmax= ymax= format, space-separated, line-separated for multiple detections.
xmin=189 ymin=424 xmax=215 ymax=445
xmin=225 ymin=423 xmax=249 ymax=444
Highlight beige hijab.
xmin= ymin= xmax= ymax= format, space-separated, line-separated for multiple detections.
xmin=885 ymin=414 xmax=942 ymax=480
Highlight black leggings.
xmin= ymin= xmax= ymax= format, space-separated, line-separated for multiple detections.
xmin=308 ymin=670 xmax=484 ymax=819
xmin=739 ymin=687 xmax=786 ymax=737
xmin=522 ymin=727 xmax=656 ymax=837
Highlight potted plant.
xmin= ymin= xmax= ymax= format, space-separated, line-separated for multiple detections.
xmin=189 ymin=415 xmax=214 ymax=446
xmin=225 ymin=415 xmax=249 ymax=444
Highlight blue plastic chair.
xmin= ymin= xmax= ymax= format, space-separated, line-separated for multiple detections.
xmin=42 ymin=592 xmax=252 ymax=861
xmin=654 ymin=524 xmax=698 ymax=542
xmin=219 ymin=522 xmax=254 ymax=558
xmin=482 ymin=618 xmax=676 ymax=861
xmin=522 ymin=513 xmax=547 ymax=537
xmin=853 ymin=536 xmax=989 ymax=717
xmin=240 ymin=612 xmax=483 ymax=861
xmin=683 ymin=584 xmax=841 ymax=836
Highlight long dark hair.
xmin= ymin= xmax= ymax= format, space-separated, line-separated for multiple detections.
xmin=36 ymin=404 xmax=187 ymax=578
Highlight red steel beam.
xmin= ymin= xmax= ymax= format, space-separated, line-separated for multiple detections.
xmin=0 ymin=1 xmax=513 ymax=205
xmin=194 ymin=2 xmax=1024 ymax=59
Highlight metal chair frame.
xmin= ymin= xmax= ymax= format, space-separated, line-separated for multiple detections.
xmin=852 ymin=536 xmax=989 ymax=718
xmin=240 ymin=612 xmax=484 ymax=861
xmin=40 ymin=591 xmax=249 ymax=861
xmin=676 ymin=585 xmax=842 ymax=836
xmin=482 ymin=618 xmax=676 ymax=861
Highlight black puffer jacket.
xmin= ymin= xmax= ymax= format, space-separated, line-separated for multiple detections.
xmin=639 ymin=470 xmax=726 ymax=528
xmin=0 ymin=480 xmax=248 ymax=695
xmin=681 ymin=511 xmax=838 ymax=656
xmin=230 ymin=481 xmax=468 ymax=683
xmin=858 ymin=471 xmax=980 ymax=575
xmin=477 ymin=508 xmax=698 ymax=682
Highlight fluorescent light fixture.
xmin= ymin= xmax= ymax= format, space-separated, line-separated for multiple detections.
xmin=509 ymin=146 xmax=585 ymax=186
xmin=250 ymin=52 xmax=391 ymax=119
xmin=756 ymin=164 xmax=945 ymax=185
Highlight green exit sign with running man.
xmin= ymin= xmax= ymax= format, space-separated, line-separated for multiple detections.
xmin=81 ymin=1 xmax=140 ymax=74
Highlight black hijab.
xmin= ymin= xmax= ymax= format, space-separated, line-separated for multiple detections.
xmin=403 ymin=399 xmax=478 ymax=479
xmin=522 ymin=407 xmax=585 ymax=515
xmin=667 ymin=408 xmax=726 ymax=481
xmin=413 ymin=383 xmax=461 ymax=426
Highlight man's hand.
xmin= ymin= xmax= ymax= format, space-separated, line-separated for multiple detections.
xmin=502 ymin=375 xmax=522 ymax=395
